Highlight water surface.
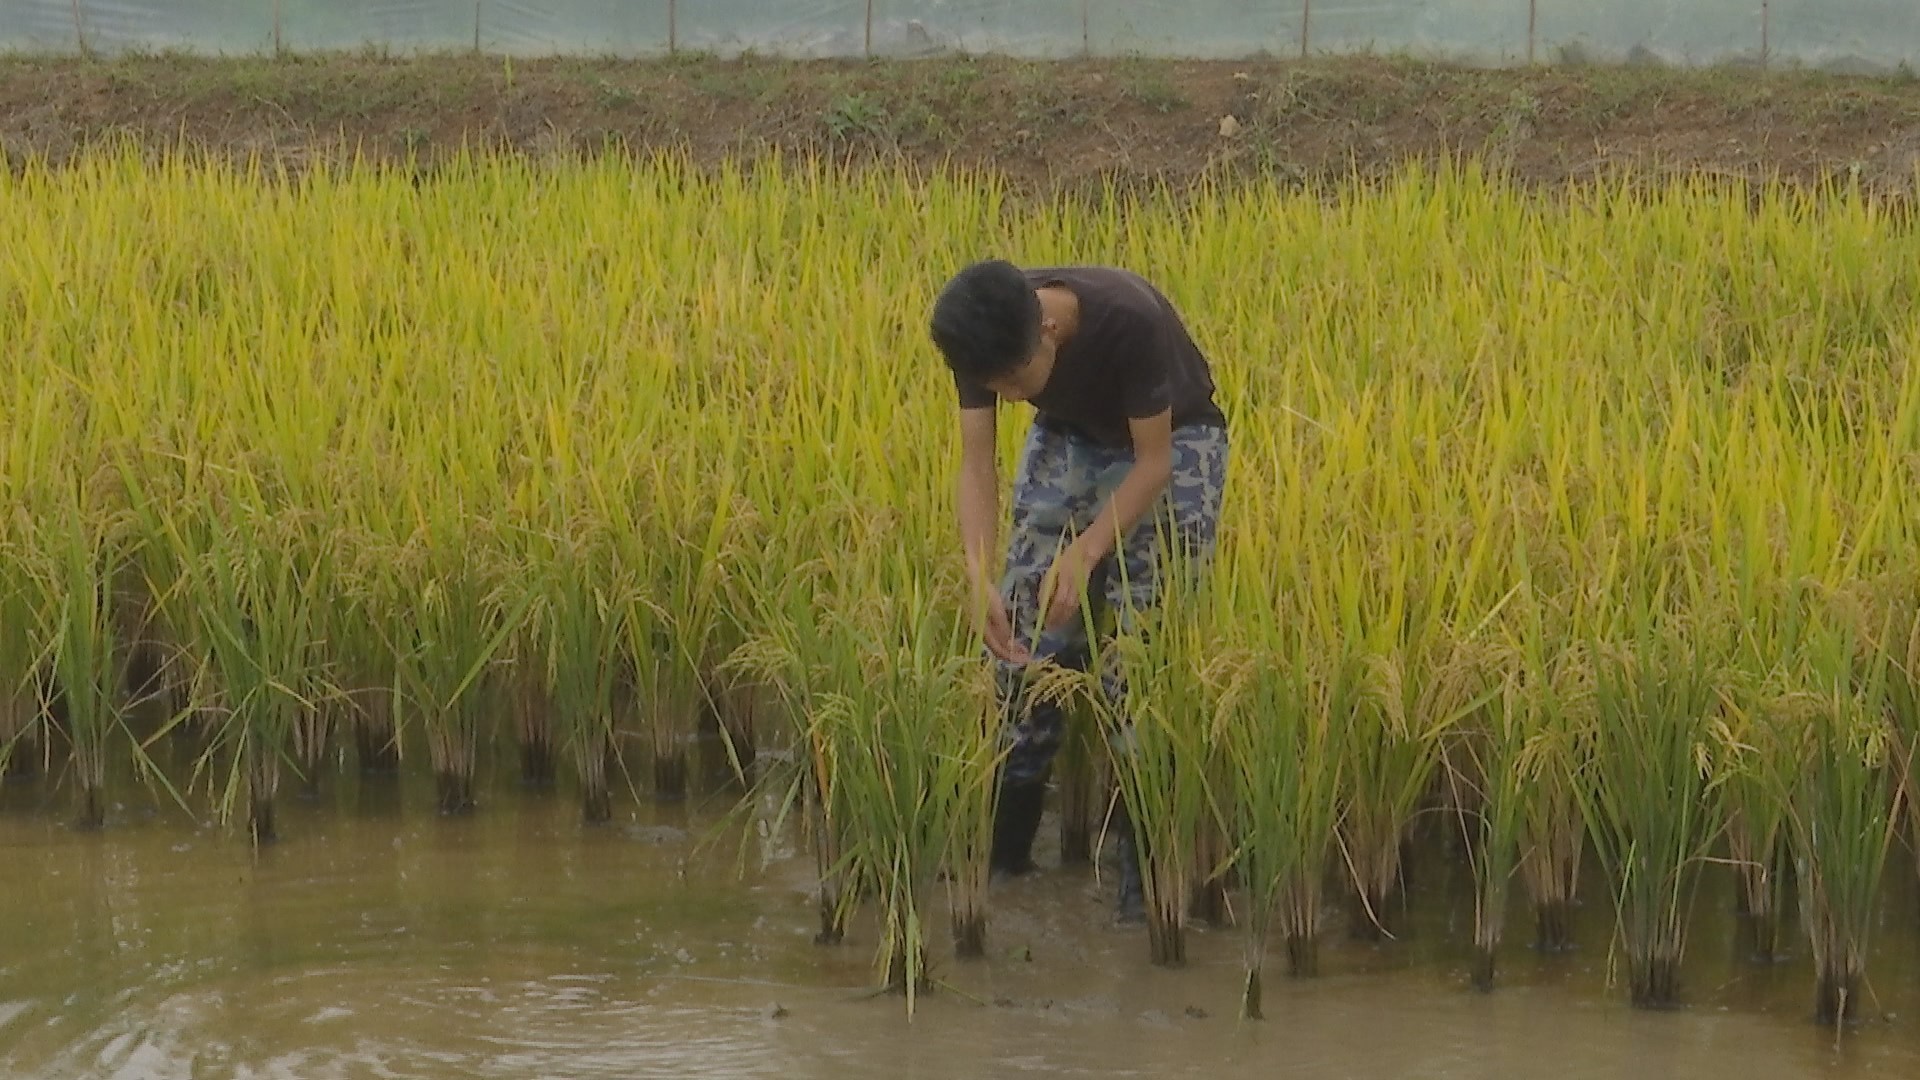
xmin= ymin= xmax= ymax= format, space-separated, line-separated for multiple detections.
xmin=4 ymin=758 xmax=1919 ymax=1079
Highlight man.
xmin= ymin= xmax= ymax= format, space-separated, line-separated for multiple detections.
xmin=928 ymin=258 xmax=1230 ymax=923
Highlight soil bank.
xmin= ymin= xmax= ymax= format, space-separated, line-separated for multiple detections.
xmin=6 ymin=53 xmax=1920 ymax=195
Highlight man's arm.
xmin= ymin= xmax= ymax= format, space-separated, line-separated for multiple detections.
xmin=956 ymin=405 xmax=1001 ymax=593
xmin=958 ymin=404 xmax=1033 ymax=663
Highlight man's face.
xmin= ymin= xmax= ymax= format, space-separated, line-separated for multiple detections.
xmin=983 ymin=335 xmax=1057 ymax=402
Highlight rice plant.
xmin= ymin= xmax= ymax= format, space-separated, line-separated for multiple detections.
xmin=521 ymin=529 xmax=628 ymax=823
xmin=1051 ymin=701 xmax=1106 ymax=867
xmin=379 ymin=515 xmax=527 ymax=816
xmin=733 ymin=566 xmax=997 ymax=1012
xmin=332 ymin=539 xmax=404 ymax=776
xmin=1496 ymin=561 xmax=1593 ymax=960
xmin=1878 ymin=583 xmax=1920 ymax=915
xmin=725 ymin=554 xmax=858 ymax=947
xmin=1716 ymin=666 xmax=1799 ymax=964
xmin=1217 ymin=580 xmax=1349 ymax=1010
xmin=120 ymin=459 xmax=338 ymax=842
xmin=1576 ymin=611 xmax=1730 ymax=1008
xmin=9 ymin=140 xmax=1920 ymax=1029
xmin=1444 ymin=643 xmax=1533 ymax=990
xmin=615 ymin=426 xmax=746 ymax=805
xmin=1777 ymin=600 xmax=1906 ymax=1027
xmin=1093 ymin=565 xmax=1229 ymax=969
xmin=0 ymin=503 xmax=44 ymax=783
xmin=20 ymin=486 xmax=138 ymax=829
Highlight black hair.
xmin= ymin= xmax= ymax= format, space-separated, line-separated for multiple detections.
xmin=928 ymin=259 xmax=1041 ymax=383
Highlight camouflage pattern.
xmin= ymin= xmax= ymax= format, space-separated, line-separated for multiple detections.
xmin=992 ymin=421 xmax=1229 ymax=787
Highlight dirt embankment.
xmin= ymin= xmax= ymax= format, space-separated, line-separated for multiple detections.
xmin=5 ymin=53 xmax=1920 ymax=195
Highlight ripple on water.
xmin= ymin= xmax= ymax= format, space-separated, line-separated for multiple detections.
xmin=24 ymin=963 xmax=794 ymax=1079
xmin=7 ymin=788 xmax=1920 ymax=1079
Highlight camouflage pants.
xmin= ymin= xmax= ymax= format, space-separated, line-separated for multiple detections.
xmin=993 ymin=421 xmax=1229 ymax=788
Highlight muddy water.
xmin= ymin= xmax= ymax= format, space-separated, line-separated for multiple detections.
xmin=5 ymin=759 xmax=1920 ymax=1079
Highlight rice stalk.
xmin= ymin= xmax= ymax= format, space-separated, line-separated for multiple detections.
xmin=21 ymin=486 xmax=137 ymax=830
xmin=1093 ymin=571 xmax=1228 ymax=969
xmin=1052 ymin=700 xmax=1105 ymax=866
xmin=1776 ymin=596 xmax=1907 ymax=1028
xmin=1218 ymin=589 xmax=1348 ymax=1011
xmin=1577 ymin=615 xmax=1730 ymax=1008
xmin=525 ymin=534 xmax=628 ymax=823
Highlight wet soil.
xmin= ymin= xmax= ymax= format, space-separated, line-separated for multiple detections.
xmin=6 ymin=53 xmax=1920 ymax=197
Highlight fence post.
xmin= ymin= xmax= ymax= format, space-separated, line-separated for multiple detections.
xmin=1527 ymin=0 xmax=1536 ymax=65
xmin=1300 ymin=0 xmax=1311 ymax=59
xmin=669 ymin=0 xmax=677 ymax=55
xmin=71 ymin=0 xmax=90 ymax=57
xmin=865 ymin=0 xmax=873 ymax=57
xmin=1760 ymin=0 xmax=1770 ymax=70
xmin=474 ymin=1 xmax=481 ymax=54
xmin=1082 ymin=0 xmax=1090 ymax=57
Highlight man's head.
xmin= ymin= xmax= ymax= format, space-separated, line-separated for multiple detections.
xmin=929 ymin=259 xmax=1058 ymax=402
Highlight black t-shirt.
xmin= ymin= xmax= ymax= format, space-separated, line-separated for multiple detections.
xmin=953 ymin=266 xmax=1227 ymax=448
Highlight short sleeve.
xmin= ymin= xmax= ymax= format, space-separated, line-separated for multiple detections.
xmin=955 ymin=370 xmax=997 ymax=410
xmin=1119 ymin=311 xmax=1173 ymax=419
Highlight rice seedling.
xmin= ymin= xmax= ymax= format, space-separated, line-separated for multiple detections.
xmin=725 ymin=420 xmax=860 ymax=947
xmin=500 ymin=387 xmax=627 ymax=816
xmin=616 ymin=428 xmax=746 ymax=805
xmin=378 ymin=513 xmax=528 ymax=816
xmin=1447 ymin=652 xmax=1525 ymax=990
xmin=733 ymin=556 xmax=997 ymax=1010
xmin=1877 ymin=582 xmax=1920 ymax=908
xmin=1784 ymin=614 xmax=1904 ymax=1028
xmin=835 ymin=588 xmax=994 ymax=1000
xmin=1051 ymin=703 xmax=1106 ymax=866
xmin=1719 ymin=738 xmax=1794 ymax=962
xmin=1575 ymin=606 xmax=1731 ymax=1008
xmin=1216 ymin=559 xmax=1350 ymax=1010
xmin=19 ymin=481 xmax=139 ymax=830
xmin=119 ymin=451 xmax=341 ymax=841
xmin=520 ymin=529 xmax=628 ymax=822
xmin=1776 ymin=369 xmax=1918 ymax=1027
xmin=1188 ymin=771 xmax=1234 ymax=929
xmin=506 ymin=657 xmax=558 ymax=789
xmin=0 ymin=469 xmax=47 ymax=784
xmin=0 ymin=586 xmax=48 ymax=787
xmin=724 ymin=553 xmax=857 ymax=947
xmin=1339 ymin=566 xmax=1463 ymax=940
xmin=1089 ymin=564 xmax=1229 ymax=969
xmin=330 ymin=548 xmax=405 ymax=776
xmin=1434 ymin=558 xmax=1531 ymax=988
xmin=1484 ymin=534 xmax=1593 ymax=962
xmin=1711 ymin=576 xmax=1803 ymax=965
xmin=1512 ymin=651 xmax=1589 ymax=958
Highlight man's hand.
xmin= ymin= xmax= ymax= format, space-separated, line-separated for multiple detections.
xmin=973 ymin=584 xmax=1033 ymax=664
xmin=1040 ymin=541 xmax=1098 ymax=634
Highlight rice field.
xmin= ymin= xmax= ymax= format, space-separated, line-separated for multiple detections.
xmin=4 ymin=142 xmax=1920 ymax=1028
